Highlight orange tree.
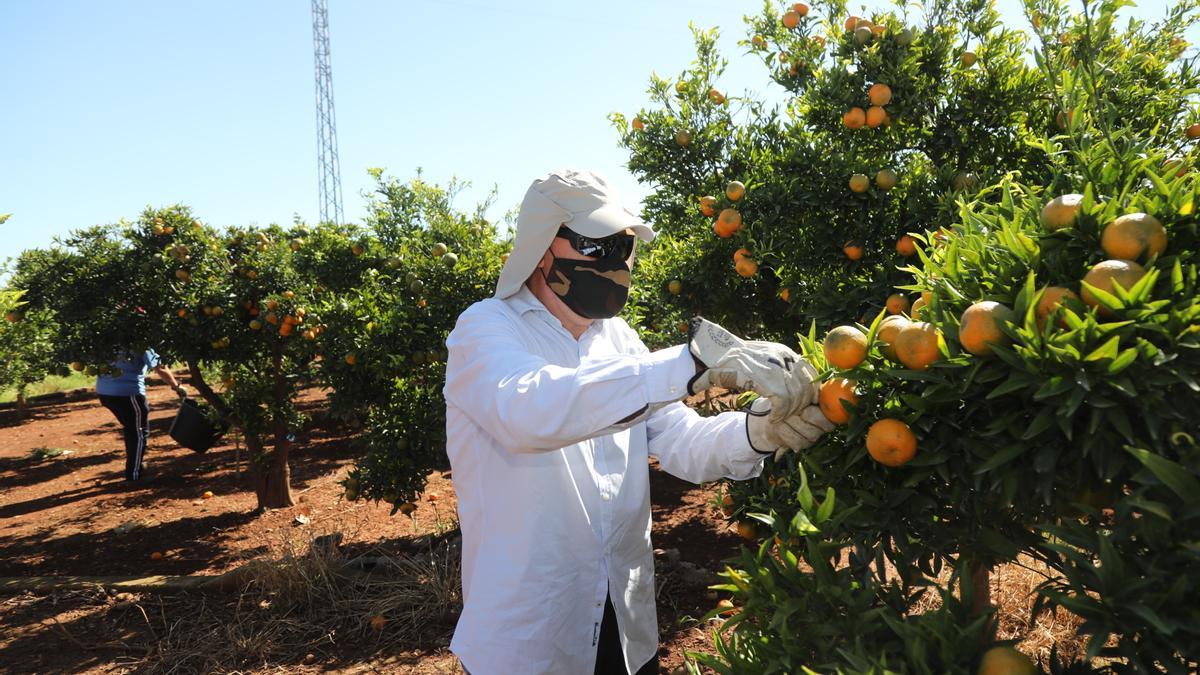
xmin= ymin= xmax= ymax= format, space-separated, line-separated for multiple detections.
xmin=617 ymin=0 xmax=1200 ymax=671
xmin=312 ymin=172 xmax=507 ymax=509
xmin=6 ymin=207 xmax=330 ymax=508
xmin=616 ymin=0 xmax=1052 ymax=347
xmin=0 ymin=288 xmax=58 ymax=416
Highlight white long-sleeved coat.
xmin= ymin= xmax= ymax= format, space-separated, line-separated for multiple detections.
xmin=444 ymin=285 xmax=767 ymax=675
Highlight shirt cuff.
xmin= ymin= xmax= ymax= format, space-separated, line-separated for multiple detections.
xmin=640 ymin=344 xmax=698 ymax=405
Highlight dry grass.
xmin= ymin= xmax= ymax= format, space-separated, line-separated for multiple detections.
xmin=901 ymin=554 xmax=1089 ymax=666
xmin=132 ymin=532 xmax=462 ymax=674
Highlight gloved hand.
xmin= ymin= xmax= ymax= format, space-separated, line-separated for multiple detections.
xmin=174 ymin=385 xmax=188 ymax=400
xmin=746 ymin=397 xmax=836 ymax=460
xmin=688 ymin=317 xmax=819 ymax=420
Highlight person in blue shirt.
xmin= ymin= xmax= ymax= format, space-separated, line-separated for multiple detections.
xmin=95 ymin=349 xmax=187 ymax=482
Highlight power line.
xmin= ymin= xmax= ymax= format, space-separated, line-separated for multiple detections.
xmin=312 ymin=0 xmax=343 ymax=225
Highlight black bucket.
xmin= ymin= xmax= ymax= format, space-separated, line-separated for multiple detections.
xmin=169 ymin=398 xmax=226 ymax=453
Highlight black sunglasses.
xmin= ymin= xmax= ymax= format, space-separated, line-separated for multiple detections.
xmin=556 ymin=226 xmax=636 ymax=260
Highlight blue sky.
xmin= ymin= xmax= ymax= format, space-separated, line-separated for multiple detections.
xmin=0 ymin=0 xmax=1188 ymax=270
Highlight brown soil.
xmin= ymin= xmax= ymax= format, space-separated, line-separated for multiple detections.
xmin=0 ymin=382 xmax=743 ymax=674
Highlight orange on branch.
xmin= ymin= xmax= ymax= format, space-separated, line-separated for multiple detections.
xmin=1081 ymin=260 xmax=1147 ymax=317
xmin=895 ymin=234 xmax=916 ymax=256
xmin=824 ymin=326 xmax=868 ymax=369
xmin=818 ymin=378 xmax=858 ymax=425
xmin=958 ymin=301 xmax=1016 ymax=356
xmin=1100 ymin=212 xmax=1167 ymax=261
xmin=885 ymin=293 xmax=910 ymax=315
xmin=865 ymin=105 xmax=890 ymax=128
xmin=895 ymin=321 xmax=940 ymax=370
xmin=1040 ymin=193 xmax=1083 ymax=230
xmin=876 ymin=315 xmax=909 ymax=361
xmin=866 ymin=419 xmax=917 ymax=467
xmin=843 ymin=107 xmax=866 ymax=129
xmin=1035 ymin=286 xmax=1079 ymax=328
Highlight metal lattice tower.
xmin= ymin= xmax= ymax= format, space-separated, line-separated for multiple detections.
xmin=311 ymin=0 xmax=343 ymax=224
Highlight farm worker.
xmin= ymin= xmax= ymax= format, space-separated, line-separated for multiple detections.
xmin=443 ymin=169 xmax=834 ymax=675
xmin=95 ymin=348 xmax=186 ymax=482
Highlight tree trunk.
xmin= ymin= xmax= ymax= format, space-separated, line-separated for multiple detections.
xmin=962 ymin=559 xmax=993 ymax=631
xmin=250 ymin=434 xmax=294 ymax=508
xmin=250 ymin=343 xmax=295 ymax=509
xmin=15 ymin=387 xmax=27 ymax=419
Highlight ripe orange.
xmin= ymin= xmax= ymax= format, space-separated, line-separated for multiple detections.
xmin=844 ymin=15 xmax=862 ymax=31
xmin=843 ymin=107 xmax=866 ymax=129
xmin=278 ymin=323 xmax=294 ymax=337
xmin=733 ymin=247 xmax=752 ymax=262
xmin=876 ymin=315 xmax=909 ymax=361
xmin=751 ymin=35 xmax=766 ymax=49
xmin=345 ymin=353 xmax=358 ymax=366
xmin=736 ymin=521 xmax=757 ymax=540
xmin=1162 ymin=157 xmax=1188 ymax=177
xmin=716 ymin=599 xmax=737 ymax=616
xmin=843 ymin=241 xmax=864 ymax=260
xmin=895 ymin=234 xmax=916 ymax=256
xmin=871 ymin=23 xmax=886 ymax=37
xmin=866 ymin=418 xmax=917 ymax=467
xmin=699 ymin=195 xmax=717 ymax=217
xmin=793 ymin=2 xmax=809 ymax=16
xmin=960 ymin=51 xmax=978 ymax=67
xmin=150 ymin=551 xmax=164 ymax=560
xmin=959 ymin=301 xmax=1016 ymax=356
xmin=177 ymin=308 xmax=188 ymax=318
xmin=631 ymin=117 xmax=644 ymax=131
xmin=778 ymin=287 xmax=791 ymax=302
xmin=977 ymin=646 xmax=1035 ymax=675
xmin=675 ymin=130 xmax=692 ymax=147
xmin=721 ymin=494 xmax=736 ymax=517
xmin=1040 ymin=193 xmax=1083 ymax=230
xmin=1081 ymin=259 xmax=1147 ymax=317
xmin=824 ymin=326 xmax=869 ymax=369
xmin=1187 ymin=123 xmax=1200 ymax=140
xmin=715 ymin=208 xmax=743 ymax=237
xmin=849 ymin=174 xmax=870 ymax=193
xmin=818 ymin=378 xmax=858 ymax=425
xmin=708 ymin=88 xmax=726 ymax=104
xmin=866 ymin=106 xmax=890 ymax=128
xmin=725 ymin=181 xmax=746 ymax=201
xmin=886 ymin=293 xmax=910 ymax=315
xmin=203 ymin=490 xmax=214 ymax=499
xmin=782 ymin=10 xmax=800 ymax=29
xmin=1100 ymin=212 xmax=1167 ymax=261
xmin=876 ymin=169 xmax=898 ymax=191
xmin=909 ymin=296 xmax=927 ymax=320
xmin=734 ymin=257 xmax=758 ymax=278
xmin=1035 ymin=286 xmax=1079 ymax=328
xmin=895 ymin=321 xmax=940 ymax=370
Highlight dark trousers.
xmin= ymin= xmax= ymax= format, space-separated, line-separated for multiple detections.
xmin=99 ymin=394 xmax=150 ymax=481
xmin=595 ymin=594 xmax=658 ymax=675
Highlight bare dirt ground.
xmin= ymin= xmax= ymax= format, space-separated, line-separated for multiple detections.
xmin=0 ymin=382 xmax=743 ymax=674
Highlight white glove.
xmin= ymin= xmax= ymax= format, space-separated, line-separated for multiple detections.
xmin=688 ymin=318 xmax=819 ymax=420
xmin=746 ymin=397 xmax=836 ymax=460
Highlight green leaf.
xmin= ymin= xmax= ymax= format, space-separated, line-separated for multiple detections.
xmin=973 ymin=443 xmax=1027 ymax=474
xmin=1108 ymin=348 xmax=1138 ymax=374
xmin=1126 ymin=447 xmax=1200 ymax=500
xmin=1084 ymin=335 xmax=1120 ymax=362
